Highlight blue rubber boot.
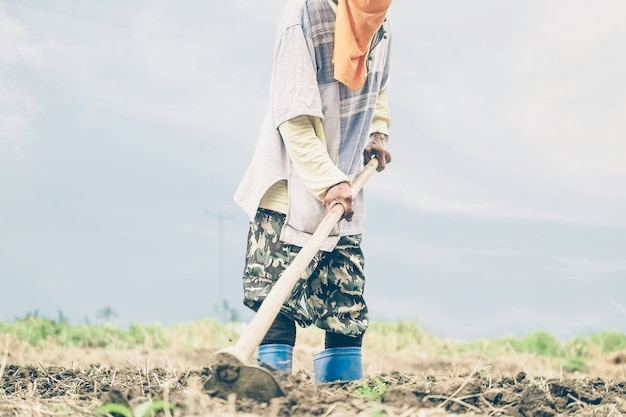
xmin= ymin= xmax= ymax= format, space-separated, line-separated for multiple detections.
xmin=257 ymin=344 xmax=293 ymax=374
xmin=313 ymin=347 xmax=363 ymax=384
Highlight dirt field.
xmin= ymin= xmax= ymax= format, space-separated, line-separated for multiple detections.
xmin=1 ymin=344 xmax=625 ymax=417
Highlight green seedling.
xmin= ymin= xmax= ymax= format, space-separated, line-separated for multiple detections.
xmin=355 ymin=377 xmax=387 ymax=401
xmin=96 ymin=399 xmax=175 ymax=417
xmin=96 ymin=403 xmax=133 ymax=417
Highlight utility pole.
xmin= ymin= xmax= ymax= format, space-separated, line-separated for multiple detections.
xmin=205 ymin=210 xmax=231 ymax=321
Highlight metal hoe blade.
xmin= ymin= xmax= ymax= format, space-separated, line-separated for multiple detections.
xmin=204 ymin=352 xmax=284 ymax=403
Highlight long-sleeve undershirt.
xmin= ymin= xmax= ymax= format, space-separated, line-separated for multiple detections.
xmin=258 ymin=84 xmax=390 ymax=215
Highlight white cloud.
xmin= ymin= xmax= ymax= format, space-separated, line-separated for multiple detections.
xmin=4 ymin=1 xmax=626 ymax=227
xmin=0 ymin=5 xmax=41 ymax=154
xmin=0 ymin=112 xmax=28 ymax=152
xmin=16 ymin=1 xmax=282 ymax=141
xmin=0 ymin=77 xmax=36 ymax=152
xmin=0 ymin=6 xmax=41 ymax=64
xmin=382 ymin=1 xmax=626 ymax=227
xmin=552 ymin=257 xmax=626 ymax=281
xmin=612 ymin=299 xmax=626 ymax=316
xmin=475 ymin=306 xmax=615 ymax=339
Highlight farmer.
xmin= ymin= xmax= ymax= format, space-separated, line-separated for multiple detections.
xmin=234 ymin=0 xmax=393 ymax=383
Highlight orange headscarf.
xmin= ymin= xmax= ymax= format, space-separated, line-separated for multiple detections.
xmin=333 ymin=0 xmax=392 ymax=90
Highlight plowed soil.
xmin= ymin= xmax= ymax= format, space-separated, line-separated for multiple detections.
xmin=1 ymin=347 xmax=625 ymax=416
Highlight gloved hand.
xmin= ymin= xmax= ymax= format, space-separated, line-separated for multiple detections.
xmin=323 ymin=181 xmax=353 ymax=221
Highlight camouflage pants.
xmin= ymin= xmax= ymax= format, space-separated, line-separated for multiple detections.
xmin=242 ymin=208 xmax=368 ymax=336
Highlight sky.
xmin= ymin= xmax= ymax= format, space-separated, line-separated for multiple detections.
xmin=1 ymin=0 xmax=625 ymax=341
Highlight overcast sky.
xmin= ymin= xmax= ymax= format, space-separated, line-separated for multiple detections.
xmin=1 ymin=0 xmax=625 ymax=340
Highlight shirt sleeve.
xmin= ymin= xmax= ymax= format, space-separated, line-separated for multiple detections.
xmin=279 ymin=115 xmax=351 ymax=202
xmin=271 ymin=23 xmax=325 ymax=128
xmin=369 ymin=88 xmax=391 ymax=136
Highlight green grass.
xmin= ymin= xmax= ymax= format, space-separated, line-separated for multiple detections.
xmin=0 ymin=314 xmax=240 ymax=350
xmin=1 ymin=315 xmax=624 ymax=372
xmin=365 ymin=322 xmax=626 ymax=373
xmin=0 ymin=315 xmax=168 ymax=349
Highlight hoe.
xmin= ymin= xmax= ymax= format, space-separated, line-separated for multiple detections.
xmin=204 ymin=157 xmax=379 ymax=402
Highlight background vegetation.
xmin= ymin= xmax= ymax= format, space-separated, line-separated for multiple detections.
xmin=1 ymin=312 xmax=625 ymax=373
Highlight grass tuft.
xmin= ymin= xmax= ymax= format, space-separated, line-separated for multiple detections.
xmin=354 ymin=377 xmax=387 ymax=401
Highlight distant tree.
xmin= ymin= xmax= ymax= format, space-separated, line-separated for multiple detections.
xmin=222 ymin=300 xmax=240 ymax=323
xmin=24 ymin=310 xmax=40 ymax=319
xmin=97 ymin=306 xmax=118 ymax=322
xmin=57 ymin=310 xmax=68 ymax=324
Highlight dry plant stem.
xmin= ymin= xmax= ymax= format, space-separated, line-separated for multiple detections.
xmin=437 ymin=343 xmax=487 ymax=410
xmin=506 ymin=342 xmax=538 ymax=385
xmin=480 ymin=396 xmax=513 ymax=416
xmin=566 ymin=393 xmax=588 ymax=410
xmin=424 ymin=394 xmax=481 ymax=413
xmin=321 ymin=402 xmax=339 ymax=417
xmin=227 ymin=392 xmax=237 ymax=414
xmin=0 ymin=334 xmax=9 ymax=381
xmin=145 ymin=350 xmax=152 ymax=387
xmin=37 ymin=362 xmax=49 ymax=376
xmin=397 ymin=407 xmax=420 ymax=417
xmin=163 ymin=385 xmax=173 ymax=417
xmin=164 ymin=351 xmax=178 ymax=381
xmin=350 ymin=398 xmax=371 ymax=411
